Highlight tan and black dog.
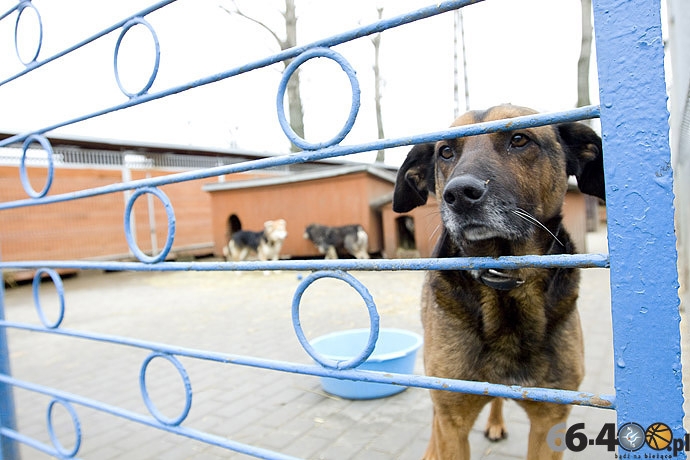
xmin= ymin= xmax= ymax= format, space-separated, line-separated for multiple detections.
xmin=393 ymin=104 xmax=605 ymax=459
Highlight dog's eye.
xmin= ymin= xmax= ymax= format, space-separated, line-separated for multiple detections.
xmin=438 ymin=145 xmax=454 ymax=160
xmin=510 ymin=133 xmax=530 ymax=148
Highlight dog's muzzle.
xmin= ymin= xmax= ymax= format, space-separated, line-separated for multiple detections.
xmin=442 ymin=174 xmax=508 ymax=242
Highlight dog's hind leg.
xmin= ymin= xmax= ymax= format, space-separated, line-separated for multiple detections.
xmin=228 ymin=244 xmax=245 ymax=275
xmin=484 ymin=398 xmax=507 ymax=441
xmin=345 ymin=232 xmax=369 ymax=259
xmin=227 ymin=242 xmax=240 ymax=261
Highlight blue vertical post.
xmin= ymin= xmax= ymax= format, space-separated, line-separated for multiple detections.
xmin=593 ymin=0 xmax=685 ymax=455
xmin=0 ymin=266 xmax=19 ymax=459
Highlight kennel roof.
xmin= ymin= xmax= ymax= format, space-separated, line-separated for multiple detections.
xmin=202 ymin=164 xmax=397 ymax=192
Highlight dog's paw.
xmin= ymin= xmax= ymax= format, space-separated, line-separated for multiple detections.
xmin=484 ymin=424 xmax=507 ymax=442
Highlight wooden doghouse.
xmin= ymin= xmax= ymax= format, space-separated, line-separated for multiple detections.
xmin=204 ymin=165 xmax=398 ymax=258
xmin=376 ymin=194 xmax=442 ymax=259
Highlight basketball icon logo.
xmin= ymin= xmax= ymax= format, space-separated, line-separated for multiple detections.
xmin=645 ymin=422 xmax=673 ymax=450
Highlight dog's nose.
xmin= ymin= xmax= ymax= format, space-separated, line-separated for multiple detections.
xmin=443 ymin=175 xmax=488 ymax=210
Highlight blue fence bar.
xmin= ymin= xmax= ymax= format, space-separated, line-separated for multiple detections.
xmin=0 ymin=0 xmax=684 ymax=458
xmin=0 ymin=376 xmax=301 ymax=460
xmin=593 ymin=0 xmax=685 ymax=451
xmin=0 ymin=105 xmax=600 ymax=211
xmin=0 ymin=0 xmax=485 ymax=149
xmin=0 ymin=280 xmax=18 ymax=460
xmin=0 ymin=0 xmax=175 ymax=86
xmin=0 ymin=253 xmax=609 ymax=273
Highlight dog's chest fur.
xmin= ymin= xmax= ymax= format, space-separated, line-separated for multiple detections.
xmin=424 ymin=256 xmax=580 ymax=387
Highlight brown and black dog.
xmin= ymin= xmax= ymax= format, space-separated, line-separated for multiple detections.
xmin=393 ymin=105 xmax=605 ymax=460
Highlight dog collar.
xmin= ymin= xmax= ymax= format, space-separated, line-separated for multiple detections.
xmin=478 ymin=269 xmax=525 ymax=291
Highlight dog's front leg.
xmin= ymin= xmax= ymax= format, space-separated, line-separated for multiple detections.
xmin=257 ymin=247 xmax=271 ymax=276
xmin=424 ymin=392 xmax=488 ymax=460
xmin=424 ymin=412 xmax=470 ymax=460
xmin=521 ymin=401 xmax=573 ymax=460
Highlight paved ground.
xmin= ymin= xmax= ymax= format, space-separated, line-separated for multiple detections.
xmin=2 ymin=229 xmax=622 ymax=459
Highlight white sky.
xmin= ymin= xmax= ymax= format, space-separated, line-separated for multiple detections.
xmin=0 ymin=0 xmax=594 ymax=165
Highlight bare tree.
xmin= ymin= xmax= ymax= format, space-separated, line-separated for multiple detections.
xmin=220 ymin=0 xmax=305 ymax=152
xmin=453 ymin=9 xmax=470 ymax=117
xmin=578 ymin=0 xmax=600 ymax=232
xmin=371 ymin=7 xmax=386 ymax=163
xmin=577 ymin=0 xmax=593 ymax=108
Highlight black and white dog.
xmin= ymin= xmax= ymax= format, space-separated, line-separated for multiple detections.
xmin=224 ymin=219 xmax=288 ymax=263
xmin=303 ymin=224 xmax=369 ymax=259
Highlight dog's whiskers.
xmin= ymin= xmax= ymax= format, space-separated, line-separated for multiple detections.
xmin=429 ymin=222 xmax=443 ymax=243
xmin=512 ymin=209 xmax=564 ymax=247
xmin=419 ymin=209 xmax=443 ymax=244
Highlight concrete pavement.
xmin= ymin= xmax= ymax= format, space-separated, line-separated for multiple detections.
xmin=2 ymin=229 xmax=617 ymax=459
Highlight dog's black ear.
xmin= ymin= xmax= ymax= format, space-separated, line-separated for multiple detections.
xmin=558 ymin=122 xmax=606 ymax=202
xmin=393 ymin=143 xmax=436 ymax=213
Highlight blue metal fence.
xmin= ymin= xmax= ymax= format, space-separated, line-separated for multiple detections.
xmin=0 ymin=0 xmax=683 ymax=459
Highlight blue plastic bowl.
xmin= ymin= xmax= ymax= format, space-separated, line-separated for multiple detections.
xmin=310 ymin=328 xmax=423 ymax=400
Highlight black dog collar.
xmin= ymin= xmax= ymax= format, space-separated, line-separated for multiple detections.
xmin=477 ymin=269 xmax=525 ymax=291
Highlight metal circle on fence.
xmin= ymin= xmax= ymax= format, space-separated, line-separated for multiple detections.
xmin=123 ymin=186 xmax=176 ymax=264
xmin=139 ymin=352 xmax=192 ymax=426
xmin=19 ymin=134 xmax=54 ymax=199
xmin=46 ymin=399 xmax=82 ymax=458
xmin=276 ymin=47 xmax=360 ymax=150
xmin=291 ymin=270 xmax=380 ymax=369
xmin=32 ymin=268 xmax=65 ymax=329
xmin=113 ymin=17 xmax=160 ymax=98
xmin=14 ymin=1 xmax=43 ymax=66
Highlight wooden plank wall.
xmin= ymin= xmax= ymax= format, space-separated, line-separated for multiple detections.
xmin=0 ymin=166 xmax=217 ymax=262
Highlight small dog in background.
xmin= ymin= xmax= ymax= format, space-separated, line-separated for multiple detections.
xmin=224 ymin=219 xmax=288 ymax=265
xmin=303 ymin=223 xmax=369 ymax=259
